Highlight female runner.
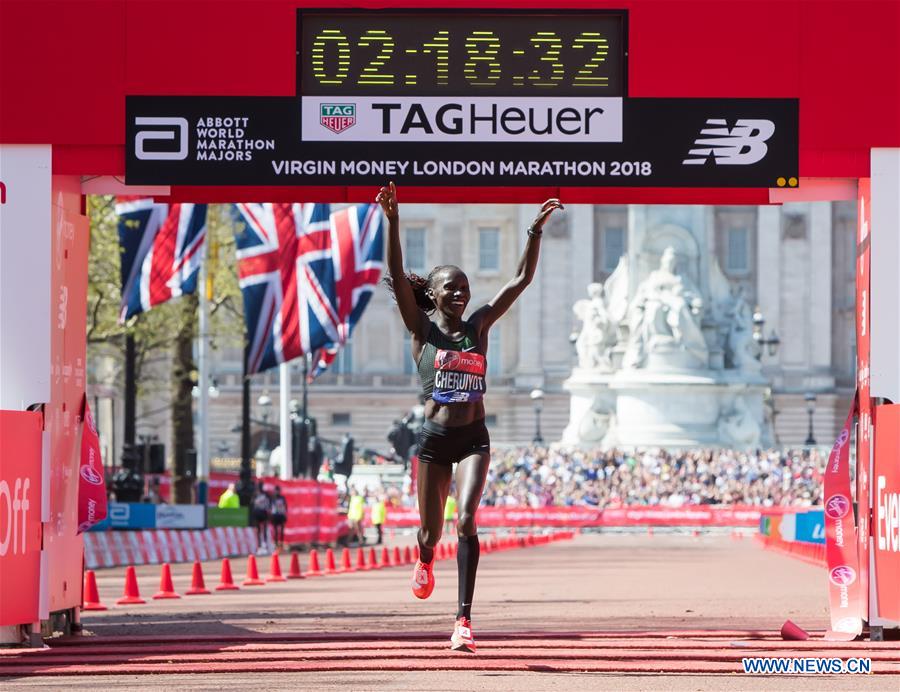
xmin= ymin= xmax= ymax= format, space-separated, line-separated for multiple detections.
xmin=377 ymin=182 xmax=563 ymax=652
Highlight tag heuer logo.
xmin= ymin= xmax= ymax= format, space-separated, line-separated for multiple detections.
xmin=320 ymin=104 xmax=356 ymax=134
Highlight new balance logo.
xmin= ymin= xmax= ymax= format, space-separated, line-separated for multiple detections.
xmin=683 ymin=119 xmax=775 ymax=166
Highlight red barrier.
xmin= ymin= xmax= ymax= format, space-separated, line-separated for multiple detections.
xmin=156 ymin=475 xmax=342 ymax=546
xmin=873 ymin=404 xmax=900 ymax=623
xmin=0 ymin=411 xmax=43 ymax=626
xmin=758 ymin=533 xmax=827 ymax=567
xmin=316 ymin=483 xmax=339 ymax=544
xmin=373 ymin=505 xmax=769 ymax=528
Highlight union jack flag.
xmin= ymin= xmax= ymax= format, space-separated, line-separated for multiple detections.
xmin=232 ymin=203 xmax=384 ymax=375
xmin=116 ymin=199 xmax=208 ymax=323
xmin=308 ymin=345 xmax=340 ymax=382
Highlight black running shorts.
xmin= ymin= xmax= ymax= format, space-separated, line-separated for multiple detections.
xmin=416 ymin=418 xmax=490 ymax=466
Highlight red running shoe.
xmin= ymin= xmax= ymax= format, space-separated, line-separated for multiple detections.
xmin=450 ymin=616 xmax=476 ymax=653
xmin=411 ymin=558 xmax=435 ymax=599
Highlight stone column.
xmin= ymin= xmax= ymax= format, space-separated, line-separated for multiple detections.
xmin=515 ymin=204 xmax=544 ymax=387
xmin=569 ymin=205 xmax=593 ymax=300
xmin=756 ymin=205 xmax=782 ymax=380
xmin=809 ymin=202 xmax=835 ymax=387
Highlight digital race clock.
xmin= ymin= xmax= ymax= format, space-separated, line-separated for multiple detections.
xmin=297 ymin=10 xmax=627 ymax=97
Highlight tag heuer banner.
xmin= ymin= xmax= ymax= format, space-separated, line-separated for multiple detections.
xmin=126 ymin=96 xmax=797 ymax=188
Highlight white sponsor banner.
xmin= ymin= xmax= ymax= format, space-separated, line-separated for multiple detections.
xmin=155 ymin=504 xmax=205 ymax=529
xmin=0 ymin=145 xmax=51 ymax=410
xmin=301 ymin=96 xmax=622 ymax=143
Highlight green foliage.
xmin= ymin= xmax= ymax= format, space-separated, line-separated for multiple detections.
xmin=86 ymin=196 xmax=245 ymax=395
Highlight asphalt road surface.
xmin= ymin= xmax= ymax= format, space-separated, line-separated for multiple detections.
xmin=3 ymin=532 xmax=898 ymax=690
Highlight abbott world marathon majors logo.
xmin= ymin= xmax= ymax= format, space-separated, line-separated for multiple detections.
xmin=134 ymin=115 xmax=275 ymax=162
xmin=302 ymin=96 xmax=623 ymax=143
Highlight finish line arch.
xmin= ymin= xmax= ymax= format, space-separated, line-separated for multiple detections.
xmin=1 ymin=0 xmax=899 ymax=642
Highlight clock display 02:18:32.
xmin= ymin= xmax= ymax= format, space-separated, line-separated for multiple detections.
xmin=298 ymin=12 xmax=626 ymax=97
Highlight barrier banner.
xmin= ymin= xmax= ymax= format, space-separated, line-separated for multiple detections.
xmin=316 ymin=483 xmax=339 ymax=543
xmin=255 ymin=476 xmax=318 ymax=544
xmin=0 ymin=410 xmax=43 ymax=626
xmin=155 ymin=503 xmax=204 ymax=529
xmin=873 ymin=404 xmax=900 ymax=622
xmin=374 ymin=504 xmax=767 ymax=528
xmin=758 ymin=508 xmax=827 ymax=566
xmin=856 ymin=178 xmax=872 ymax=622
xmin=208 ymin=506 xmax=249 ymax=527
xmin=82 ymin=527 xmax=260 ymax=570
xmin=824 ymin=399 xmax=864 ymax=637
xmin=89 ymin=501 xmax=156 ymax=530
xmin=76 ymin=395 xmax=107 ymax=533
xmin=795 ymin=510 xmax=825 ymax=545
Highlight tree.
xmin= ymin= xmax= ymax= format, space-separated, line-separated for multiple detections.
xmin=86 ymin=198 xmax=244 ymax=504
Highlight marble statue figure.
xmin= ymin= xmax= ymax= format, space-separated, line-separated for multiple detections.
xmin=572 ymin=283 xmax=615 ymax=371
xmin=622 ymin=246 xmax=708 ymax=369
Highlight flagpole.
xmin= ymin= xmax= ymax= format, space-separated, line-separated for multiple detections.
xmin=279 ymin=362 xmax=292 ymax=480
xmin=197 ymin=233 xmax=211 ymax=507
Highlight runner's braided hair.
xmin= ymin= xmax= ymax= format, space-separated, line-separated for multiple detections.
xmin=383 ymin=265 xmax=459 ymax=315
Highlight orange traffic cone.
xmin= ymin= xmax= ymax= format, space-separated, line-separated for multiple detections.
xmin=340 ymin=548 xmax=353 ymax=573
xmin=82 ymin=570 xmax=107 ymax=611
xmin=325 ymin=548 xmax=338 ymax=574
xmin=483 ymin=539 xmax=491 ymax=554
xmin=116 ymin=565 xmax=146 ymax=605
xmin=413 ymin=545 xmax=420 ymax=561
xmin=216 ymin=558 xmax=240 ymax=591
xmin=287 ymin=552 xmax=304 ymax=579
xmin=392 ymin=545 xmax=402 ymax=566
xmin=356 ymin=547 xmax=368 ymax=571
xmin=368 ymin=547 xmax=379 ymax=570
xmin=242 ymin=554 xmax=265 ymax=586
xmin=691 ymin=529 xmax=701 ymax=539
xmin=380 ymin=545 xmax=391 ymax=567
xmin=267 ymin=552 xmax=287 ymax=582
xmin=307 ymin=550 xmax=322 ymax=576
xmin=185 ymin=560 xmax=211 ymax=595
xmin=403 ymin=545 xmax=413 ymax=565
xmin=152 ymin=563 xmax=181 ymax=599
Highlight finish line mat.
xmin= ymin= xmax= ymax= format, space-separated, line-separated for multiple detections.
xmin=3 ymin=631 xmax=899 ymax=676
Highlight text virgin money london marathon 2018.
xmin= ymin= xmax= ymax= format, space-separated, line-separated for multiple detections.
xmin=270 ymin=159 xmax=641 ymax=178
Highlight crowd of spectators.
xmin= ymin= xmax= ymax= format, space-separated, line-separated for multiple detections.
xmin=347 ymin=447 xmax=827 ymax=509
xmin=479 ymin=447 xmax=826 ymax=508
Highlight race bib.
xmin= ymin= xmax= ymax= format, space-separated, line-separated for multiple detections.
xmin=432 ymin=349 xmax=487 ymax=404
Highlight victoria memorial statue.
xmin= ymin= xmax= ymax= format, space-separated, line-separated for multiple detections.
xmin=563 ymin=207 xmax=771 ymax=449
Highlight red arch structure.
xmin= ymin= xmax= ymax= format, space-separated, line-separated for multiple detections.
xmin=1 ymin=0 xmax=899 ymax=640
xmin=1 ymin=0 xmax=899 ymax=203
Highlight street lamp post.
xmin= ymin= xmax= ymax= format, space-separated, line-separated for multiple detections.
xmin=530 ymin=388 xmax=544 ymax=445
xmin=256 ymin=393 xmax=272 ymax=472
xmin=804 ymin=392 xmax=817 ymax=446
xmin=752 ymin=307 xmax=781 ymax=359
